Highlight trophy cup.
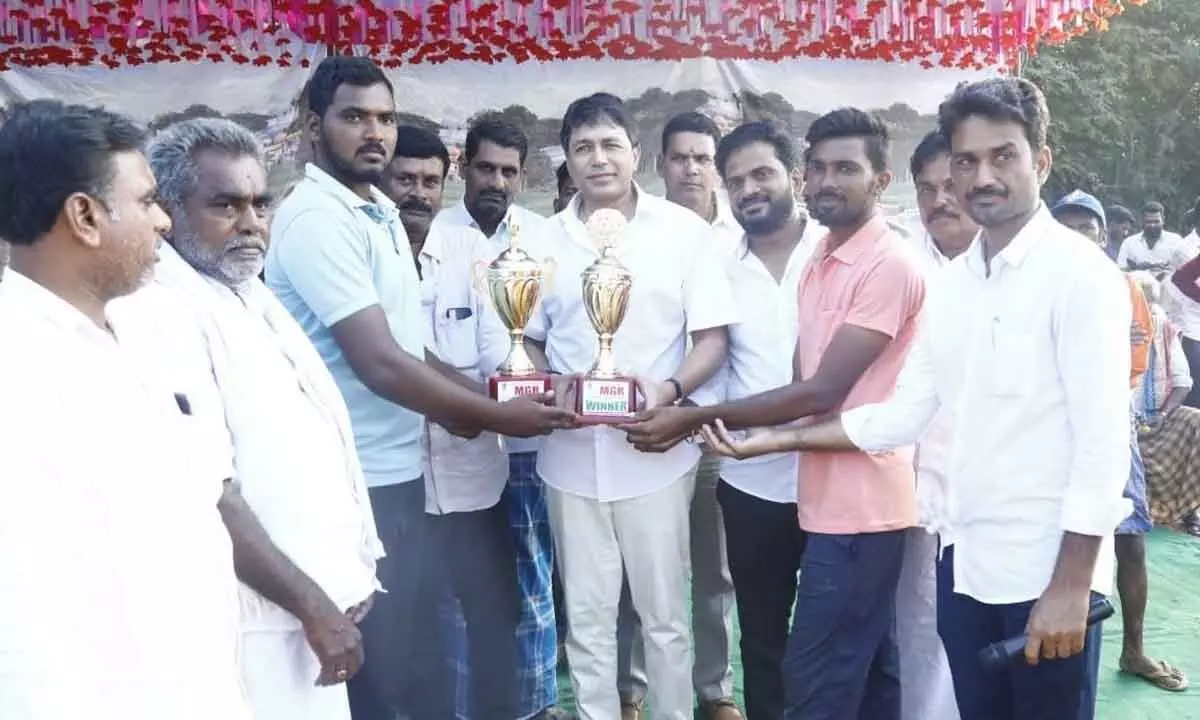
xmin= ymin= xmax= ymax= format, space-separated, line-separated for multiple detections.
xmin=574 ymin=208 xmax=638 ymax=423
xmin=475 ymin=219 xmax=554 ymax=402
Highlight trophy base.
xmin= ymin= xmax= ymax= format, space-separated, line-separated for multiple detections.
xmin=490 ymin=373 xmax=553 ymax=402
xmin=574 ymin=375 xmax=638 ymax=424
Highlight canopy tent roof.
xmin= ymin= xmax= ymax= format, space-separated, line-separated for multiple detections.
xmin=0 ymin=0 xmax=1135 ymax=71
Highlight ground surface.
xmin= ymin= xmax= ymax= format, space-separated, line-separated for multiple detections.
xmin=553 ymin=529 xmax=1200 ymax=719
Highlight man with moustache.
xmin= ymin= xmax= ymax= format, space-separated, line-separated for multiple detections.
xmin=518 ymin=92 xmax=738 ymax=720
xmin=614 ymin=110 xmax=744 ymax=720
xmin=265 ymin=56 xmax=576 ymax=720
xmin=626 ymin=107 xmax=924 ymax=719
xmin=0 ymin=100 xmax=249 ymax=719
xmin=419 ymin=114 xmax=557 ymax=720
xmin=380 ymin=125 xmax=450 ymax=260
xmin=896 ymin=130 xmax=974 ymax=720
xmin=703 ymin=78 xmax=1131 ymax=720
xmin=130 ymin=118 xmax=385 ymax=720
xmin=704 ymin=120 xmax=822 ymax=719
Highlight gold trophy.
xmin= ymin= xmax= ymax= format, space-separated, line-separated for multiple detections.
xmin=574 ymin=208 xmax=637 ymax=423
xmin=475 ymin=218 xmax=554 ymax=402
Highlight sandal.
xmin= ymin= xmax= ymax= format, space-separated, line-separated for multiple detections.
xmin=1120 ymin=658 xmax=1190 ymax=692
xmin=620 ymin=700 xmax=643 ymax=720
xmin=699 ymin=698 xmax=746 ymax=720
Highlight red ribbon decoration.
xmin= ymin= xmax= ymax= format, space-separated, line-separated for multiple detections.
xmin=0 ymin=0 xmax=1138 ymax=70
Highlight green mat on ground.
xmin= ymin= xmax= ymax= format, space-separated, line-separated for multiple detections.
xmin=555 ymin=529 xmax=1200 ymax=718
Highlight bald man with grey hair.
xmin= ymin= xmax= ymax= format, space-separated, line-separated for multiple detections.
xmin=128 ymin=117 xmax=383 ymax=720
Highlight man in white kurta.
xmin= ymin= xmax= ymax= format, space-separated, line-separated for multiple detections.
xmin=141 ymin=118 xmax=382 ymax=720
xmin=522 ymin=93 xmax=738 ymax=720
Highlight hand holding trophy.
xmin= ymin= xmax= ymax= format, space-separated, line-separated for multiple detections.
xmin=574 ymin=208 xmax=638 ymax=423
xmin=475 ymin=219 xmax=555 ymax=402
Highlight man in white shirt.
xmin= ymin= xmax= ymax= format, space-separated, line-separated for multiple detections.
xmin=614 ymin=110 xmax=743 ymax=720
xmin=0 ymin=100 xmax=249 ymax=720
xmin=1117 ymin=201 xmax=1196 ymax=279
xmin=265 ymin=56 xmax=576 ymax=720
xmin=707 ymin=120 xmax=823 ymax=719
xmin=703 ymin=77 xmax=1131 ymax=720
xmin=521 ymin=93 xmax=738 ymax=720
xmin=138 ymin=117 xmax=385 ymax=719
xmin=898 ymin=130 xmax=974 ymax=720
xmin=415 ymin=117 xmax=550 ymax=719
xmin=379 ymin=124 xmax=450 ymax=261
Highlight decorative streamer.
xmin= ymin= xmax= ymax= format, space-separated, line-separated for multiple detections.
xmin=0 ymin=0 xmax=1138 ymax=70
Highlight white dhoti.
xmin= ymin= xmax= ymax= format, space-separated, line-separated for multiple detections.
xmin=239 ymin=629 xmax=352 ymax=720
xmin=895 ymin=527 xmax=959 ymax=720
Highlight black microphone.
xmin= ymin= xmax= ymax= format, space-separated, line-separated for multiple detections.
xmin=979 ymin=597 xmax=1115 ymax=672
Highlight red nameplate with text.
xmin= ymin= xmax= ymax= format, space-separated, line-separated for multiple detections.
xmin=490 ymin=373 xmax=553 ymax=402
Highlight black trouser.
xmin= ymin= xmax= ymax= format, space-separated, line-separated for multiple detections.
xmin=411 ymin=500 xmax=522 ymax=720
xmin=1182 ymin=335 xmax=1200 ymax=408
xmin=936 ymin=546 xmax=1103 ymax=720
xmin=784 ymin=530 xmax=904 ymax=720
xmin=717 ymin=480 xmax=806 ymax=720
xmin=348 ymin=479 xmax=429 ymax=720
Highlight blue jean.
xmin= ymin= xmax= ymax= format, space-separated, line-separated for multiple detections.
xmin=936 ymin=546 xmax=1104 ymax=720
xmin=783 ymin=530 xmax=905 ymax=720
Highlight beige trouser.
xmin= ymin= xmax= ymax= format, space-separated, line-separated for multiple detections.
xmin=617 ymin=452 xmax=735 ymax=704
xmin=895 ymin=527 xmax=960 ymax=720
xmin=548 ymin=467 xmax=698 ymax=720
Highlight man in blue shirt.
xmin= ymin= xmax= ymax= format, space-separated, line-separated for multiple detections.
xmin=266 ymin=56 xmax=575 ymax=720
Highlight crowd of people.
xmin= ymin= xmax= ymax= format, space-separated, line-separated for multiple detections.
xmin=2 ymin=54 xmax=1199 ymax=720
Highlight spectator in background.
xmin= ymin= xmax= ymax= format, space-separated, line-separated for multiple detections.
xmin=1051 ymin=190 xmax=1189 ymax=695
xmin=1130 ymin=272 xmax=1200 ymax=537
xmin=1107 ymin=204 xmax=1137 ymax=261
xmin=1117 ymin=201 xmax=1193 ymax=279
xmin=553 ymin=160 xmax=576 ymax=213
xmin=380 ymin=125 xmax=450 ymax=260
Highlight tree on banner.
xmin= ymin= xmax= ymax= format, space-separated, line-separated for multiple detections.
xmin=1024 ymin=0 xmax=1200 ymax=217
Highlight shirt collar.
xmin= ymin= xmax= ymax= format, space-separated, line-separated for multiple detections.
xmin=712 ymin=195 xmax=742 ymax=234
xmin=562 ymin=182 xmax=653 ymax=245
xmin=0 ymin=268 xmax=113 ymax=343
xmin=964 ymin=203 xmax=1052 ymax=277
xmin=303 ymin=163 xmax=397 ymax=215
xmin=424 ymin=202 xmax=526 ymax=262
xmin=820 ymin=213 xmax=889 ymax=265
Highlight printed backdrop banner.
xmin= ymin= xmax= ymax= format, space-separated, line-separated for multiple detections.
xmin=0 ymin=58 xmax=990 ymax=216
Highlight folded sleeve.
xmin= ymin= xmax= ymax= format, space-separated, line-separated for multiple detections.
xmin=1054 ymin=260 xmax=1134 ymax=536
xmin=841 ymin=318 xmax=941 ymax=452
xmin=684 ymin=230 xmax=740 ymax=333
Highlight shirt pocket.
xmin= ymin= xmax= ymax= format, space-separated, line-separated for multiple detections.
xmin=433 ymin=299 xmax=481 ymax=370
xmin=988 ymin=325 xmax=1037 ymax=397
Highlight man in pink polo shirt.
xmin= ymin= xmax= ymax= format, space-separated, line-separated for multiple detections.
xmin=624 ymin=108 xmax=925 ymax=719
